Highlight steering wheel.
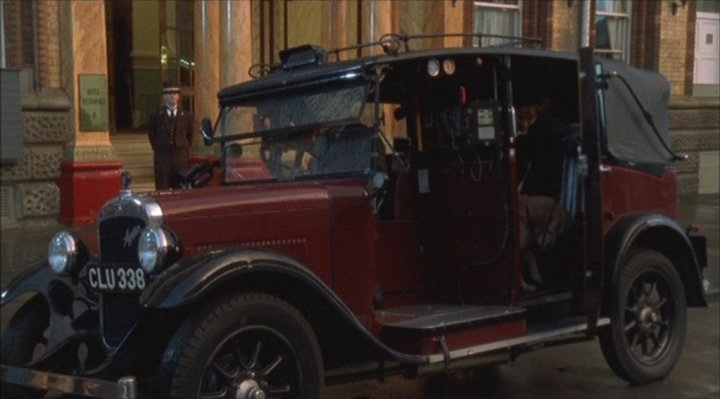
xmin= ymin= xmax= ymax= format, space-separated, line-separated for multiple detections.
xmin=260 ymin=142 xmax=307 ymax=179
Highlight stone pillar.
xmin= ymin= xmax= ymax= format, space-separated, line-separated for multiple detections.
xmin=217 ymin=0 xmax=254 ymax=135
xmin=193 ymin=0 xmax=220 ymax=157
xmin=219 ymin=0 xmax=253 ymax=89
xmin=443 ymin=0 xmax=465 ymax=48
xmin=58 ymin=1 xmax=121 ymax=226
xmin=362 ymin=0 xmax=393 ymax=54
xmin=363 ymin=1 xmax=402 ymax=140
xmin=325 ymin=1 xmax=351 ymax=58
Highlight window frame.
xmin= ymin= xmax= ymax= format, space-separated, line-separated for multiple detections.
xmin=595 ymin=0 xmax=632 ymax=61
xmin=473 ymin=0 xmax=523 ymax=47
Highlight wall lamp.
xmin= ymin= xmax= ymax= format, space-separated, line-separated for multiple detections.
xmin=672 ymin=0 xmax=688 ymax=16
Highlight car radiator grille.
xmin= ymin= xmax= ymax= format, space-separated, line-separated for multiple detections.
xmin=99 ymin=216 xmax=146 ymax=264
xmin=98 ymin=216 xmax=147 ymax=347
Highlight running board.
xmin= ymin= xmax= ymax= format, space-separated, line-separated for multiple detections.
xmin=377 ymin=304 xmax=527 ymax=356
xmin=425 ymin=316 xmax=610 ymax=364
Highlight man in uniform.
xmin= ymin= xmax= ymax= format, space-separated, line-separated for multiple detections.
xmin=147 ymin=81 xmax=194 ymax=189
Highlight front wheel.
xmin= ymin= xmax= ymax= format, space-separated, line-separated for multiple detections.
xmin=1 ymin=295 xmax=50 ymax=399
xmin=158 ymin=293 xmax=324 ymax=399
xmin=599 ymin=249 xmax=687 ymax=384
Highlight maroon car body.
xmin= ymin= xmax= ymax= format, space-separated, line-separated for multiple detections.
xmin=1 ymin=38 xmax=707 ymax=399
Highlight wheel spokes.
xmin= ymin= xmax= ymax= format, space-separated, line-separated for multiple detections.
xmin=267 ymin=384 xmax=292 ymax=396
xmin=647 ymin=281 xmax=659 ymax=301
xmin=246 ymin=340 xmax=263 ymax=369
xmin=655 ymin=297 xmax=667 ymax=309
xmin=640 ymin=334 xmax=649 ymax=356
xmin=262 ymin=355 xmax=283 ymax=377
xmin=642 ymin=281 xmax=653 ymax=297
xmin=624 ymin=320 xmax=637 ymax=333
xmin=630 ymin=331 xmax=640 ymax=349
xmin=625 ymin=271 xmax=676 ymax=362
xmin=648 ymin=330 xmax=660 ymax=349
xmin=200 ymin=327 xmax=300 ymax=398
xmin=212 ymin=360 xmax=239 ymax=380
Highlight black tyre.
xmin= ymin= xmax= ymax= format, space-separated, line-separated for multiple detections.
xmin=1 ymin=295 xmax=50 ymax=399
xmin=599 ymin=249 xmax=687 ymax=384
xmin=159 ymin=292 xmax=324 ymax=399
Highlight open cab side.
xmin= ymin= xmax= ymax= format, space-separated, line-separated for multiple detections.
xmin=345 ymin=50 xmax=608 ymax=378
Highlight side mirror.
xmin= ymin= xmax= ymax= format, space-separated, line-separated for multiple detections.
xmin=201 ymin=118 xmax=214 ymax=145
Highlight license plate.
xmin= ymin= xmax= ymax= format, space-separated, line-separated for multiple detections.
xmin=87 ymin=265 xmax=147 ymax=293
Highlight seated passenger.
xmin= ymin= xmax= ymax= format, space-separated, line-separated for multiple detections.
xmin=515 ymin=94 xmax=578 ymax=198
xmin=515 ymin=93 xmax=578 ymax=293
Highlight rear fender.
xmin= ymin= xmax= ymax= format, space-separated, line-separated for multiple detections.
xmin=139 ymin=248 xmax=424 ymax=367
xmin=604 ymin=213 xmax=707 ymax=309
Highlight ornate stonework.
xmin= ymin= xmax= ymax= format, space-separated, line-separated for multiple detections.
xmin=24 ymin=112 xmax=71 ymax=143
xmin=30 ymin=145 xmax=64 ymax=179
xmin=1 ymin=148 xmax=33 ymax=181
xmin=18 ymin=183 xmax=60 ymax=217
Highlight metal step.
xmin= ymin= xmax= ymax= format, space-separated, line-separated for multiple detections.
xmin=377 ymin=304 xmax=525 ymax=336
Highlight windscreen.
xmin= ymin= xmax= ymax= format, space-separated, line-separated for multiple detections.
xmin=217 ymin=81 xmax=369 ymax=138
xmin=215 ymin=80 xmax=378 ymax=183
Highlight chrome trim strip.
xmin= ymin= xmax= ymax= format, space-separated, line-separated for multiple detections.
xmin=426 ymin=317 xmax=611 ymax=363
xmin=1 ymin=365 xmax=137 ymax=399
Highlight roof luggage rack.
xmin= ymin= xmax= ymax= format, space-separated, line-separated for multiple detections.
xmin=248 ymin=32 xmax=543 ymax=78
xmin=327 ymin=32 xmax=543 ymax=59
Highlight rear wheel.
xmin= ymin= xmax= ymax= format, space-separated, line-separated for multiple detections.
xmin=159 ymin=292 xmax=324 ymax=399
xmin=1 ymin=295 xmax=50 ymax=399
xmin=599 ymin=249 xmax=686 ymax=384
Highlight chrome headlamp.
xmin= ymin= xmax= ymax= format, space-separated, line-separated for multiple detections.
xmin=48 ymin=231 xmax=87 ymax=275
xmin=138 ymin=226 xmax=177 ymax=274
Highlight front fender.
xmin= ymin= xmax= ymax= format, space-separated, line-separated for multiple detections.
xmin=604 ymin=213 xmax=706 ymax=308
xmin=139 ymin=247 xmax=424 ymax=366
xmin=1 ymin=261 xmax=57 ymax=306
xmin=140 ymin=248 xmax=329 ymax=308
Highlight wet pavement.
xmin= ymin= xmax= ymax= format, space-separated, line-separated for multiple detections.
xmin=0 ymin=194 xmax=718 ymax=398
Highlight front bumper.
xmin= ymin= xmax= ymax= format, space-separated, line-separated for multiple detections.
xmin=1 ymin=365 xmax=137 ymax=399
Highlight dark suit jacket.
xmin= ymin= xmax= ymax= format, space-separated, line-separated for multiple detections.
xmin=148 ymin=107 xmax=194 ymax=151
xmin=147 ymin=107 xmax=194 ymax=189
xmin=517 ymin=115 xmax=576 ymax=198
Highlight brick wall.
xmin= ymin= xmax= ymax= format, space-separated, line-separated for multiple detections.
xmin=549 ymin=0 xmax=580 ymax=52
xmin=37 ymin=0 xmax=61 ymax=89
xmin=1 ymin=1 xmax=68 ymax=228
xmin=522 ymin=0 xmax=551 ymax=48
xmin=630 ymin=0 xmax=660 ymax=70
xmin=658 ymin=1 xmax=692 ymax=96
xmin=2 ymin=2 xmax=18 ymax=67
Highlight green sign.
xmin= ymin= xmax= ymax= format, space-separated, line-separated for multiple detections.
xmin=79 ymin=75 xmax=109 ymax=132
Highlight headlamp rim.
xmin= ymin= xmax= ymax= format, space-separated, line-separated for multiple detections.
xmin=138 ymin=226 xmax=174 ymax=273
xmin=48 ymin=231 xmax=78 ymax=275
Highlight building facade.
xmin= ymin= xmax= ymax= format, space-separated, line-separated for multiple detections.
xmin=1 ymin=0 xmax=718 ymax=228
